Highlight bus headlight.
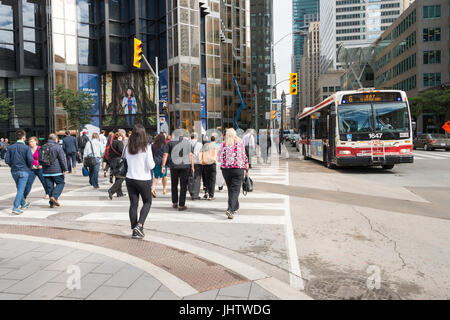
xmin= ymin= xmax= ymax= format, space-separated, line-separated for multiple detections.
xmin=400 ymin=148 xmax=411 ymax=154
xmin=339 ymin=150 xmax=352 ymax=155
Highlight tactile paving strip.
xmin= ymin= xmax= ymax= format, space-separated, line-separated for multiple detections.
xmin=0 ymin=224 xmax=247 ymax=292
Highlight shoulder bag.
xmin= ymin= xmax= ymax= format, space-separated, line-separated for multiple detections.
xmin=242 ymin=175 xmax=253 ymax=196
xmin=84 ymin=141 xmax=97 ymax=168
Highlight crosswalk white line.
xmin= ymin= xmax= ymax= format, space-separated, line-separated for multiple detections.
xmin=31 ymin=199 xmax=287 ymax=210
xmin=413 ymin=153 xmax=449 ymax=159
xmin=0 ymin=209 xmax=58 ymax=219
xmin=77 ymin=212 xmax=285 ymax=225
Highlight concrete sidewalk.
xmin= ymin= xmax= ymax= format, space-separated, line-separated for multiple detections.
xmin=0 ymin=237 xmax=279 ymax=300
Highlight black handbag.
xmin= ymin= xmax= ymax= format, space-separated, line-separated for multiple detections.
xmin=84 ymin=141 xmax=97 ymax=168
xmin=113 ymin=145 xmax=128 ymax=178
xmin=242 ymin=175 xmax=253 ymax=196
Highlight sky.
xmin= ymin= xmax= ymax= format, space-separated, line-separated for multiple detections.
xmin=273 ymin=0 xmax=293 ymax=108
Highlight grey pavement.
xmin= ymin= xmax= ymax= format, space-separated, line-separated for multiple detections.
xmin=0 ymin=238 xmax=277 ymax=300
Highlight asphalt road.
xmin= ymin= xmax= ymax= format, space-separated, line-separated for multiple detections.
xmin=0 ymin=144 xmax=449 ymax=299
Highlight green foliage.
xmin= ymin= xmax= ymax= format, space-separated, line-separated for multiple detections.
xmin=147 ymin=115 xmax=157 ymax=126
xmin=409 ymin=88 xmax=450 ymax=119
xmin=0 ymin=92 xmax=14 ymax=122
xmin=54 ymin=85 xmax=95 ymax=130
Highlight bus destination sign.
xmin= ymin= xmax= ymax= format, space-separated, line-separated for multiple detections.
xmin=342 ymin=92 xmax=402 ymax=104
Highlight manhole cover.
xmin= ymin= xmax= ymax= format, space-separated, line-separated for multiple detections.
xmin=305 ymin=276 xmax=401 ymax=300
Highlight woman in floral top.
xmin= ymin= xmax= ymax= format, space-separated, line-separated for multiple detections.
xmin=218 ymin=128 xmax=249 ymax=219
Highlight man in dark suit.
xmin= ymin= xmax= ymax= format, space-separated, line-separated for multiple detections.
xmin=62 ymin=130 xmax=78 ymax=174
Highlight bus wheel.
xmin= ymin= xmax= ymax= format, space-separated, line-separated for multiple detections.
xmin=326 ymin=160 xmax=336 ymax=169
xmin=382 ymin=165 xmax=394 ymax=170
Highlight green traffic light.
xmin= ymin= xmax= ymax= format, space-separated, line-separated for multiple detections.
xmin=292 ymin=84 xmax=296 ymax=88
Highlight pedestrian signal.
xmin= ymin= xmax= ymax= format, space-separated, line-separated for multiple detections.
xmin=133 ymin=38 xmax=144 ymax=68
xmin=290 ymin=73 xmax=298 ymax=95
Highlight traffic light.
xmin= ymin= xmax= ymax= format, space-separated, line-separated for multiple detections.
xmin=133 ymin=38 xmax=144 ymax=68
xmin=271 ymin=110 xmax=276 ymax=120
xmin=290 ymin=73 xmax=298 ymax=95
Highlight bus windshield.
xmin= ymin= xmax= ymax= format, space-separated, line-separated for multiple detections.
xmin=338 ymin=104 xmax=373 ymax=134
xmin=338 ymin=102 xmax=409 ymax=134
xmin=373 ymin=102 xmax=409 ymax=132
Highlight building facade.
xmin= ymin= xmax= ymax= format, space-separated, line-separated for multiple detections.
xmin=320 ymin=0 xmax=408 ymax=74
xmin=250 ymin=0 xmax=273 ymax=131
xmin=373 ymin=0 xmax=450 ymax=133
xmin=299 ymin=21 xmax=319 ymax=113
xmin=291 ymin=0 xmax=319 ymax=126
xmin=0 ymin=0 xmax=251 ymax=140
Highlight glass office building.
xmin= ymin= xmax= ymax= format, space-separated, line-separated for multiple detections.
xmin=0 ymin=0 xmax=251 ymax=139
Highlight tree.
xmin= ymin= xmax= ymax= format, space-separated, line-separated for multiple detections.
xmin=54 ymin=85 xmax=95 ymax=131
xmin=409 ymin=88 xmax=450 ymax=120
xmin=0 ymin=92 xmax=14 ymax=122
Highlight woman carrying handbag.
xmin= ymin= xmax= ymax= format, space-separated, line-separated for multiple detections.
xmin=218 ymin=128 xmax=249 ymax=220
xmin=108 ymin=132 xmax=126 ymax=199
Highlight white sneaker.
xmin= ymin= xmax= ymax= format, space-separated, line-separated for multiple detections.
xmin=12 ymin=208 xmax=23 ymax=215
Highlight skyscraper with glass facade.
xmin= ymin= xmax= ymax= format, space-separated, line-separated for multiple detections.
xmin=291 ymin=0 xmax=319 ymax=122
xmin=250 ymin=0 xmax=273 ymax=130
xmin=0 ymin=0 xmax=251 ymax=139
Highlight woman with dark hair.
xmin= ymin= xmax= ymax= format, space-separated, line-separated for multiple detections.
xmin=107 ymin=132 xmax=125 ymax=199
xmin=123 ymin=124 xmax=155 ymax=239
xmin=151 ymin=133 xmax=168 ymax=197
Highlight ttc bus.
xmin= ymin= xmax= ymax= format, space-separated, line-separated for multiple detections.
xmin=297 ymin=89 xmax=414 ymax=169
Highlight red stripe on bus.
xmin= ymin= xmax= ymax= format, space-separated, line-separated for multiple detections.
xmin=297 ymin=97 xmax=334 ymax=120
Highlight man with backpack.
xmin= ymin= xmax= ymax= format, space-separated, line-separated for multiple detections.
xmin=77 ymin=131 xmax=89 ymax=160
xmin=5 ymin=130 xmax=34 ymax=215
xmin=41 ymin=133 xmax=68 ymax=208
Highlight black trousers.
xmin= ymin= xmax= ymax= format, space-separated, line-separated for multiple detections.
xmin=188 ymin=164 xmax=202 ymax=199
xmin=170 ymin=167 xmax=190 ymax=207
xmin=221 ymin=168 xmax=244 ymax=212
xmin=125 ymin=178 xmax=152 ymax=229
xmin=109 ymin=176 xmax=125 ymax=196
xmin=203 ymin=164 xmax=217 ymax=197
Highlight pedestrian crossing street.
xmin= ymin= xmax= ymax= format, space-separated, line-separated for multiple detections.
xmin=413 ymin=150 xmax=450 ymax=161
xmin=0 ymin=162 xmax=291 ymax=226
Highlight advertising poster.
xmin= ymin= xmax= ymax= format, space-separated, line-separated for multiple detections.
xmin=200 ymin=83 xmax=207 ymax=130
xmin=78 ymin=73 xmax=100 ymax=132
xmin=159 ymin=69 xmax=169 ymax=131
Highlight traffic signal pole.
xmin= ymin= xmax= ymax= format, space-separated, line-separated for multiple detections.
xmin=142 ymin=54 xmax=160 ymax=133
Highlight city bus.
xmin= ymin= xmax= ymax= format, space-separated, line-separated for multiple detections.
xmin=297 ymin=89 xmax=414 ymax=169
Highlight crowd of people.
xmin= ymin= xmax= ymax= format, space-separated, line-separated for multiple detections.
xmin=2 ymin=125 xmax=252 ymax=239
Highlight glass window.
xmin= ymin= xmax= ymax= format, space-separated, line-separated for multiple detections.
xmin=52 ymin=0 xmax=64 ymax=19
xmin=181 ymin=64 xmax=190 ymax=103
xmin=24 ymin=42 xmax=43 ymax=69
xmin=78 ymin=38 xmax=97 ymax=65
xmin=180 ymin=24 xmax=189 ymax=56
xmin=423 ymin=5 xmax=441 ymax=19
xmin=423 ymin=51 xmax=441 ymax=64
xmin=190 ymin=26 xmax=199 ymax=57
xmin=373 ymin=103 xmax=409 ymax=132
xmin=180 ymin=8 xmax=189 ymax=24
xmin=338 ymin=104 xmax=373 ymax=133
xmin=53 ymin=34 xmax=65 ymax=63
xmin=110 ymin=37 xmax=125 ymax=65
xmin=191 ymin=65 xmax=200 ymax=103
xmin=65 ymin=35 xmax=77 ymax=65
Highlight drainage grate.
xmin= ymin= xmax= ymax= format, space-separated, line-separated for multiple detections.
xmin=305 ymin=276 xmax=401 ymax=300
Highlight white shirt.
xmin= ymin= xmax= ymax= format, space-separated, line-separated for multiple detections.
xmin=190 ymin=139 xmax=203 ymax=164
xmin=243 ymin=133 xmax=256 ymax=148
xmin=99 ymin=134 xmax=107 ymax=147
xmin=124 ymin=145 xmax=155 ymax=181
xmin=83 ymin=139 xmax=105 ymax=159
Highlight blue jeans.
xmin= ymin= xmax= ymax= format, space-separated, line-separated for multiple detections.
xmin=32 ymin=168 xmax=49 ymax=195
xmin=66 ymin=153 xmax=77 ymax=172
xmin=44 ymin=175 xmax=65 ymax=203
xmin=127 ymin=114 xmax=135 ymax=127
xmin=11 ymin=170 xmax=35 ymax=210
xmin=88 ymin=158 xmax=101 ymax=187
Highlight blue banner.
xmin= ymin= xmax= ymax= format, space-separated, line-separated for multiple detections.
xmin=200 ymin=83 xmax=206 ymax=130
xmin=159 ymin=69 xmax=169 ymax=132
xmin=78 ymin=73 xmax=100 ymax=129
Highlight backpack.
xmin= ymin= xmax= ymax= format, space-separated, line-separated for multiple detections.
xmin=79 ymin=135 xmax=89 ymax=149
xmin=39 ymin=143 xmax=55 ymax=167
xmin=104 ymin=136 xmax=114 ymax=161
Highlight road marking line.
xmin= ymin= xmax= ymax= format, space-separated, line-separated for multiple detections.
xmin=283 ymin=163 xmax=304 ymax=290
xmin=77 ymin=212 xmax=285 ymax=224
xmin=0 ymin=233 xmax=198 ymax=298
xmin=0 ymin=209 xmax=58 ymax=219
xmin=0 ymin=187 xmax=44 ymax=201
xmin=412 ymin=153 xmax=446 ymax=159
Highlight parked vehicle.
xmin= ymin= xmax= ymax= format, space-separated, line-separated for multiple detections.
xmin=413 ymin=134 xmax=450 ymax=151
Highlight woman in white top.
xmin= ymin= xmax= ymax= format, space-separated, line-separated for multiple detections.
xmin=123 ymin=124 xmax=155 ymax=239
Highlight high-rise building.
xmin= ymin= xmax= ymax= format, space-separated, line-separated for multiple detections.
xmin=299 ymin=21 xmax=319 ymax=112
xmin=292 ymin=0 xmax=319 ymax=125
xmin=250 ymin=0 xmax=273 ymax=131
xmin=373 ymin=0 xmax=449 ymax=133
xmin=320 ymin=0 xmax=408 ymax=73
xmin=0 ymin=0 xmax=251 ymax=139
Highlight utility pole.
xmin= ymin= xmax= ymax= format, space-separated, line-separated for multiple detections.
xmin=281 ymin=90 xmax=286 ymax=131
xmin=142 ymin=55 xmax=160 ymax=132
